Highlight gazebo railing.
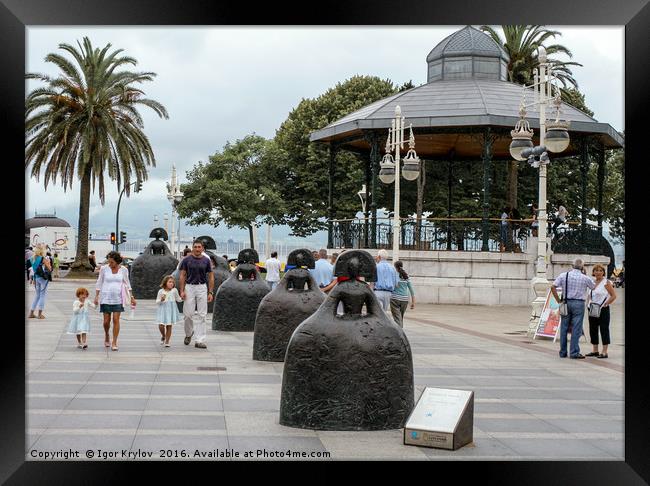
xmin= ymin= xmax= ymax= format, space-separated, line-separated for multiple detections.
xmin=331 ymin=217 xmax=605 ymax=254
xmin=331 ymin=217 xmax=531 ymax=252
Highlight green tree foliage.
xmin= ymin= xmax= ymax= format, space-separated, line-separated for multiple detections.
xmin=272 ymin=75 xmax=400 ymax=237
xmin=25 ymin=37 xmax=168 ymax=272
xmin=561 ymin=88 xmax=594 ymax=117
xmin=177 ymin=134 xmax=286 ymax=248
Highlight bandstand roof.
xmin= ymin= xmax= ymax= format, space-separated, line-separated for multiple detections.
xmin=310 ymin=79 xmax=624 ymax=159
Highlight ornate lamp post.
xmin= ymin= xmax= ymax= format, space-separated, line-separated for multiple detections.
xmin=357 ymin=184 xmax=368 ymax=247
xmin=509 ymin=47 xmax=570 ymax=319
xmin=379 ymin=106 xmax=420 ymax=262
xmin=166 ymin=165 xmax=184 ymax=259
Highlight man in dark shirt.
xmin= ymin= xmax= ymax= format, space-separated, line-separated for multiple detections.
xmin=179 ymin=240 xmax=214 ymax=349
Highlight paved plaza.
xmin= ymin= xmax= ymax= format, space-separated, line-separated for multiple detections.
xmin=25 ymin=279 xmax=624 ymax=461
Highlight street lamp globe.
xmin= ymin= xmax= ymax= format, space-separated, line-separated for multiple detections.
xmin=545 ymin=125 xmax=570 ymax=153
xmin=174 ymin=191 xmax=184 ymax=204
xmin=379 ymin=153 xmax=396 ymax=184
xmin=401 ymin=149 xmax=420 ymax=181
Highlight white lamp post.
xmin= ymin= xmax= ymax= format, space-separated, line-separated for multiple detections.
xmin=509 ymin=47 xmax=570 ymax=319
xmin=166 ymin=165 xmax=184 ymax=259
xmin=358 ymin=184 xmax=368 ymax=247
xmin=378 ymin=105 xmax=420 ymax=262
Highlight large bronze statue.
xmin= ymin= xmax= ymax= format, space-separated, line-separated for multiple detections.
xmin=212 ymin=248 xmax=270 ymax=331
xmin=253 ymin=249 xmax=325 ymax=362
xmin=130 ymin=228 xmax=178 ymax=299
xmin=280 ymin=250 xmax=414 ymax=430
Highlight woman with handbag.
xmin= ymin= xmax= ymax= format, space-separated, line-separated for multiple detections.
xmin=585 ymin=264 xmax=617 ymax=359
xmin=94 ymin=251 xmax=136 ymax=351
xmin=28 ymin=245 xmax=52 ymax=319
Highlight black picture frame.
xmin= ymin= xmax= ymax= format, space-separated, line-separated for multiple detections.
xmin=4 ymin=0 xmax=647 ymax=482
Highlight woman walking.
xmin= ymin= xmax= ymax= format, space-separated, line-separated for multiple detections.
xmin=28 ymin=245 xmax=52 ymax=319
xmin=390 ymin=261 xmax=415 ymax=328
xmin=585 ymin=264 xmax=617 ymax=359
xmin=94 ymin=251 xmax=135 ymax=351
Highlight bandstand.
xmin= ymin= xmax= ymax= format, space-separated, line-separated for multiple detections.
xmin=310 ymin=26 xmax=623 ymax=305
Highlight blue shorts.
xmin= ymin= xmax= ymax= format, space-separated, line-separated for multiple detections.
xmin=100 ymin=304 xmax=125 ymax=314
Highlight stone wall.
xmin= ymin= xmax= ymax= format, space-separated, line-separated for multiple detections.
xmin=328 ymin=245 xmax=610 ymax=306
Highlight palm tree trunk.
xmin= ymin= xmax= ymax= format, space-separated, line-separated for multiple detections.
xmin=70 ymin=167 xmax=93 ymax=272
xmin=507 ymin=160 xmax=518 ymax=209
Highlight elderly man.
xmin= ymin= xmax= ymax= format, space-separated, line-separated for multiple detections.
xmin=371 ymin=249 xmax=399 ymax=314
xmin=550 ymin=258 xmax=596 ymax=359
xmin=310 ymin=249 xmax=336 ymax=292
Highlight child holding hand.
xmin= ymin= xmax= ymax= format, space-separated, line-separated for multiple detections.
xmin=67 ymin=287 xmax=95 ymax=349
xmin=156 ymin=275 xmax=183 ymax=347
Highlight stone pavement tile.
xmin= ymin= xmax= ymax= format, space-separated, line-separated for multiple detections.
xmin=146 ymin=398 xmax=224 ymax=412
xmin=50 ymin=413 xmax=142 ymax=429
xmin=27 ymin=413 xmax=59 ymax=428
xmin=414 ymin=376 xmax=470 ymax=387
xmin=540 ymin=418 xmax=624 ymax=434
xmin=130 ymin=435 xmax=229 ymax=456
xmin=583 ymin=401 xmax=624 ymax=416
xmin=459 ymin=376 xmax=531 ymax=387
xmin=97 ymin=363 xmax=161 ymax=371
xmin=316 ymin=431 xmax=428 ymax=460
xmin=150 ymin=384 xmax=221 ymax=396
xmin=66 ymin=397 xmax=148 ymax=411
xmin=223 ymin=412 xmax=316 ymax=437
xmin=139 ymin=414 xmax=226 ymax=431
xmin=80 ymin=384 xmax=152 ymax=395
xmin=221 ymin=399 xmax=280 ymax=412
xmin=413 ymin=367 xmax=452 ymax=375
xmin=474 ymin=401 xmax=528 ymax=415
xmin=219 ymin=383 xmax=280 ymax=398
xmin=494 ymin=438 xmax=616 ymax=459
xmin=34 ymin=361 xmax=103 ymax=371
xmin=474 ymin=418 xmax=565 ymax=433
xmin=228 ymin=436 xmax=327 ymax=455
xmin=27 ymin=383 xmax=86 ymax=395
xmin=549 ymin=388 xmax=622 ymax=401
xmin=28 ymin=371 xmax=95 ymax=381
xmin=27 ymin=397 xmax=75 ymax=410
xmin=29 ymin=434 xmax=135 ymax=456
xmin=472 ymin=388 xmax=560 ymax=400
xmin=217 ymin=374 xmax=281 ymax=384
xmin=155 ymin=373 xmax=220 ymax=383
xmin=86 ymin=373 xmax=156 ymax=383
xmin=420 ymin=438 xmax=519 ymax=459
xmin=589 ymin=439 xmax=624 ymax=459
xmin=510 ymin=401 xmax=611 ymax=416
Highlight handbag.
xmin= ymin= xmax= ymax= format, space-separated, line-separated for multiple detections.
xmin=588 ymin=287 xmax=608 ymax=318
xmin=33 ymin=257 xmax=52 ymax=281
xmin=558 ymin=273 xmax=569 ymax=316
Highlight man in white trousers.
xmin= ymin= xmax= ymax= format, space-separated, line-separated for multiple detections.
xmin=179 ymin=239 xmax=214 ymax=349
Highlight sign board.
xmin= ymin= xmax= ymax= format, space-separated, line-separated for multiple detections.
xmin=534 ymin=290 xmax=562 ymax=341
xmin=404 ymin=387 xmax=474 ymax=450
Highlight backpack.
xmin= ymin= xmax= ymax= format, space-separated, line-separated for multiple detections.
xmin=33 ymin=256 xmax=52 ymax=281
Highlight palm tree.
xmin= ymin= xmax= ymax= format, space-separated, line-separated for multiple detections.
xmin=480 ymin=25 xmax=582 ymax=210
xmin=26 ymin=37 xmax=168 ymax=274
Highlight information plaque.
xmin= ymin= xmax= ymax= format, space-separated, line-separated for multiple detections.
xmin=403 ymin=387 xmax=474 ymax=450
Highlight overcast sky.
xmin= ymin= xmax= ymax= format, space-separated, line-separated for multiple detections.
xmin=25 ymin=26 xmax=624 ymax=246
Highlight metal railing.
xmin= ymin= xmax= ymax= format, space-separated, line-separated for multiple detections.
xmin=331 ymin=217 xmax=604 ymax=254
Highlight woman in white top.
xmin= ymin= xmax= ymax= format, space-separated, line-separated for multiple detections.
xmin=585 ymin=264 xmax=617 ymax=359
xmin=94 ymin=251 xmax=136 ymax=351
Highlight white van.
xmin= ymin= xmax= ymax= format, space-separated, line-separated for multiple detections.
xmin=29 ymin=227 xmax=77 ymax=268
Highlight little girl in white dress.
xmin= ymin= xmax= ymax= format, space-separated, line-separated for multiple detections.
xmin=67 ymin=287 xmax=95 ymax=349
xmin=156 ymin=275 xmax=183 ymax=347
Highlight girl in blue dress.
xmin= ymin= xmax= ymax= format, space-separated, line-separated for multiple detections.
xmin=67 ymin=288 xmax=95 ymax=349
xmin=156 ymin=275 xmax=183 ymax=347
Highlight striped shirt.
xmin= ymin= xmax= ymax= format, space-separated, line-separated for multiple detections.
xmin=391 ymin=278 xmax=415 ymax=302
xmin=553 ymin=269 xmax=595 ymax=301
